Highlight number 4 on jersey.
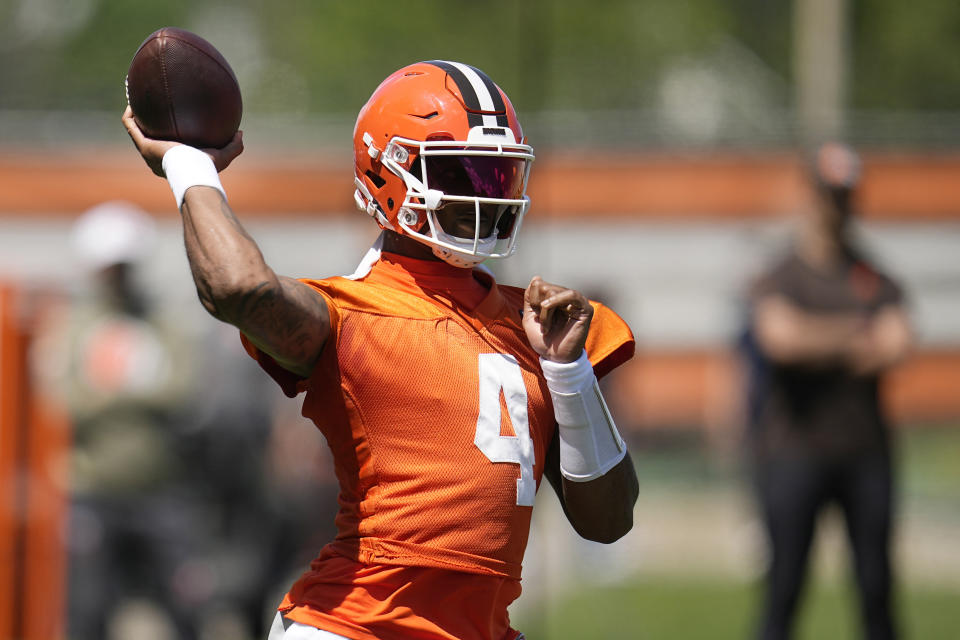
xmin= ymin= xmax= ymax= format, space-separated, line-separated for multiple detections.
xmin=474 ymin=353 xmax=536 ymax=507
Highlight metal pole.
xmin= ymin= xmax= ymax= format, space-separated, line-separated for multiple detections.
xmin=793 ymin=0 xmax=850 ymax=143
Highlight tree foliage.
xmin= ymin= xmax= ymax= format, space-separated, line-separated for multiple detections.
xmin=0 ymin=0 xmax=957 ymax=140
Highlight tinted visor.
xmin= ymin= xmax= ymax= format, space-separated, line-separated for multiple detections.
xmin=423 ymin=153 xmax=526 ymax=201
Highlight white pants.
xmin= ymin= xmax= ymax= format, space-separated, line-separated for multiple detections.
xmin=267 ymin=610 xmax=526 ymax=640
xmin=267 ymin=612 xmax=351 ymax=640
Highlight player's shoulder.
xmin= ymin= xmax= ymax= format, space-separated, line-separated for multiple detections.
xmin=588 ymin=297 xmax=631 ymax=331
xmin=297 ymin=274 xmax=446 ymax=319
xmin=583 ymin=298 xmax=635 ymax=374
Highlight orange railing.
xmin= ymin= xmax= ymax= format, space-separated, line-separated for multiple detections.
xmin=0 ymin=284 xmax=69 ymax=640
xmin=2 ymin=149 xmax=960 ymax=220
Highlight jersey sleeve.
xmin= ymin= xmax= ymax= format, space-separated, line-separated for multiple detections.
xmin=237 ymin=279 xmax=340 ymax=398
xmin=585 ymin=301 xmax=635 ymax=380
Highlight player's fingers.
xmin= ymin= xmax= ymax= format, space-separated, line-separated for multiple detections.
xmin=540 ymin=289 xmax=591 ymax=331
xmin=522 ymin=277 xmax=549 ymax=325
xmin=122 ymin=107 xmax=169 ymax=176
xmin=539 ymin=293 xmax=565 ymax=327
xmin=536 ymin=279 xmax=573 ymax=300
xmin=541 ymin=289 xmax=590 ymax=317
xmin=121 ymin=106 xmax=146 ymax=148
xmin=210 ymin=130 xmax=244 ymax=171
xmin=524 ymin=276 xmax=545 ymax=310
xmin=528 ymin=278 xmax=561 ymax=327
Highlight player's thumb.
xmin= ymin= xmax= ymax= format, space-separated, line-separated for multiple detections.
xmin=212 ymin=130 xmax=244 ymax=172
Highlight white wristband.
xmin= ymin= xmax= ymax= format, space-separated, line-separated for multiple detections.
xmin=162 ymin=145 xmax=227 ymax=209
xmin=541 ymin=350 xmax=627 ymax=482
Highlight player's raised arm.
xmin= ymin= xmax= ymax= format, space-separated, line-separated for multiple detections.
xmin=122 ymin=108 xmax=330 ymax=377
xmin=523 ymin=277 xmax=639 ymax=543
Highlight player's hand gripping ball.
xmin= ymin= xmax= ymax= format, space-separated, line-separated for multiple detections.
xmin=125 ymin=27 xmax=242 ymax=149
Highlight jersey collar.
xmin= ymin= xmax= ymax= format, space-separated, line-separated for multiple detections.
xmin=369 ymin=252 xmax=509 ymax=327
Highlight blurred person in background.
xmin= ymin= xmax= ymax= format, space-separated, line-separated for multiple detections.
xmin=50 ymin=202 xmax=201 ymax=640
xmin=180 ymin=320 xmax=340 ymax=640
xmin=741 ymin=142 xmax=913 ymax=640
xmin=50 ymin=203 xmax=339 ymax=640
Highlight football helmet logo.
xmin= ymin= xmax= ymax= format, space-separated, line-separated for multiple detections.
xmin=353 ymin=60 xmax=535 ymax=267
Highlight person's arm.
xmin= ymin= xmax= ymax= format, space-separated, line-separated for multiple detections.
xmin=753 ymin=294 xmax=912 ymax=375
xmin=543 ymin=436 xmax=638 ymax=543
xmin=122 ymin=107 xmax=329 ymax=377
xmin=847 ymin=305 xmax=913 ymax=375
xmin=523 ymin=277 xmax=638 ymax=543
xmin=753 ymin=294 xmax=868 ymax=367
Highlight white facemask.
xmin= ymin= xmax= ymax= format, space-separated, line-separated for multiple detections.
xmin=430 ymin=230 xmax=498 ymax=268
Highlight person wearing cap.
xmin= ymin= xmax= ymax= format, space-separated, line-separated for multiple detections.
xmin=742 ymin=143 xmax=913 ymax=640
xmin=54 ymin=202 xmax=200 ymax=640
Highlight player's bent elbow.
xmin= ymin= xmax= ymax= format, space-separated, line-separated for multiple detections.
xmin=576 ymin=510 xmax=634 ymax=544
xmin=565 ymin=461 xmax=639 ymax=544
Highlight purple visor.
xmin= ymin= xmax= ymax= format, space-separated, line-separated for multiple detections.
xmin=422 ymin=153 xmax=527 ymax=200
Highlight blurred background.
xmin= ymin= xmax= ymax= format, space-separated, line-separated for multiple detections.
xmin=1 ymin=1 xmax=958 ymax=639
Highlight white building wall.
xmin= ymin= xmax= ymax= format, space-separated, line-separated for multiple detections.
xmin=1 ymin=216 xmax=957 ymax=348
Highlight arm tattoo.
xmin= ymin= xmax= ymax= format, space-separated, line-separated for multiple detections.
xmin=230 ymin=277 xmax=328 ymax=365
xmin=236 ymin=281 xmax=272 ymax=319
xmin=180 ymin=198 xmax=328 ymax=369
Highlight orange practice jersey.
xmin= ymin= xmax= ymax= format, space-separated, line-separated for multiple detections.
xmin=242 ymin=253 xmax=634 ymax=640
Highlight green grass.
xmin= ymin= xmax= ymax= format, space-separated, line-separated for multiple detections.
xmin=512 ymin=426 xmax=960 ymax=639
xmin=513 ymin=576 xmax=960 ymax=640
xmin=899 ymin=424 xmax=960 ymax=504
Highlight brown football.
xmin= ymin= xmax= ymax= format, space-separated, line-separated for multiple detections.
xmin=126 ymin=27 xmax=242 ymax=149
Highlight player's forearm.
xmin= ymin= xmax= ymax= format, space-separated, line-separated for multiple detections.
xmin=180 ymin=186 xmax=277 ymax=322
xmin=540 ymin=350 xmax=638 ymax=542
xmin=561 ymin=453 xmax=638 ymax=543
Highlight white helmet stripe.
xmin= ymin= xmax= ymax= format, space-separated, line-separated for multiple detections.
xmin=428 ymin=60 xmax=509 ymax=129
xmin=445 ymin=61 xmax=500 ymax=128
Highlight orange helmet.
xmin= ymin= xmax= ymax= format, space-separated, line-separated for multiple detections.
xmin=353 ymin=60 xmax=535 ymax=267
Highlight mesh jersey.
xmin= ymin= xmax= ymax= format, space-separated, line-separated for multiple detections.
xmin=242 ymin=254 xmax=634 ymax=639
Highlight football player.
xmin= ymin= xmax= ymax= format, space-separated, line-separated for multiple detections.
xmin=123 ymin=60 xmax=639 ymax=640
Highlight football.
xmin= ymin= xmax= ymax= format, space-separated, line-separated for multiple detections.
xmin=126 ymin=27 xmax=242 ymax=149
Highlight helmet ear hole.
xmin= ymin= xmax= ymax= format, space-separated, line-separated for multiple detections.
xmin=398 ymin=208 xmax=421 ymax=228
xmin=365 ymin=170 xmax=386 ymax=189
xmin=387 ymin=198 xmax=395 ymax=210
